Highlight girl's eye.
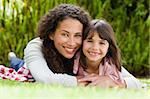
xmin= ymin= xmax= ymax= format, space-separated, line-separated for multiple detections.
xmin=99 ymin=42 xmax=105 ymax=44
xmin=99 ymin=40 xmax=108 ymax=45
xmin=86 ymin=39 xmax=93 ymax=42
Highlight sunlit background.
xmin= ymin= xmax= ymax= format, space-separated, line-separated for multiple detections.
xmin=0 ymin=0 xmax=149 ymax=77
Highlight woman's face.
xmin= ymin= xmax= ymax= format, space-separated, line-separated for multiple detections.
xmin=49 ymin=18 xmax=83 ymax=59
xmin=83 ymin=32 xmax=109 ymax=63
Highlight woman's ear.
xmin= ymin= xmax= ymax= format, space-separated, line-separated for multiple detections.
xmin=49 ymin=34 xmax=54 ymax=40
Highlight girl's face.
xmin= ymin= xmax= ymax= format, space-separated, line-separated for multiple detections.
xmin=83 ymin=32 xmax=109 ymax=63
xmin=49 ymin=18 xmax=83 ymax=59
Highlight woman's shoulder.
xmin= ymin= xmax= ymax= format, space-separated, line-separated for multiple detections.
xmin=24 ymin=37 xmax=43 ymax=53
xmin=28 ymin=37 xmax=43 ymax=44
xmin=26 ymin=37 xmax=43 ymax=48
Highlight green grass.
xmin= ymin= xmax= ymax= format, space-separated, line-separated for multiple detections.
xmin=0 ymin=79 xmax=149 ymax=99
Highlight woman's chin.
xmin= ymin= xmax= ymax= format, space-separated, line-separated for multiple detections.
xmin=64 ymin=54 xmax=74 ymax=59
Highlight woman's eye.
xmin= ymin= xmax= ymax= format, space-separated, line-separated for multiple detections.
xmin=62 ymin=33 xmax=68 ymax=37
xmin=75 ymin=34 xmax=82 ymax=37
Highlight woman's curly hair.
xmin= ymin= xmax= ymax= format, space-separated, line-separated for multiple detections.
xmin=37 ymin=4 xmax=90 ymax=74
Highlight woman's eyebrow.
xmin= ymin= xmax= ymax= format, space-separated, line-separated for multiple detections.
xmin=75 ymin=32 xmax=82 ymax=35
xmin=61 ymin=30 xmax=69 ymax=33
xmin=61 ymin=30 xmax=82 ymax=34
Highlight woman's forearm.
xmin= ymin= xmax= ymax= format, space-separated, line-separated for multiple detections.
xmin=121 ymin=67 xmax=143 ymax=88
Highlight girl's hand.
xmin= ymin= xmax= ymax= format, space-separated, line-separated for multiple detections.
xmin=78 ymin=74 xmax=125 ymax=88
xmin=76 ymin=76 xmax=89 ymax=86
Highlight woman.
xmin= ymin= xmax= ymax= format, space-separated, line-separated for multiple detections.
xmin=24 ymin=4 xmax=90 ymax=86
xmin=24 ymin=4 xmax=143 ymax=88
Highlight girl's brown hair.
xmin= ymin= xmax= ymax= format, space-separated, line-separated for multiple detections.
xmin=80 ymin=19 xmax=121 ymax=71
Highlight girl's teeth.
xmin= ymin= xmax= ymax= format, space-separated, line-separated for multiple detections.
xmin=89 ymin=52 xmax=99 ymax=56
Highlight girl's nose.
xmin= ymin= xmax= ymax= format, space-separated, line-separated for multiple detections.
xmin=91 ymin=43 xmax=99 ymax=50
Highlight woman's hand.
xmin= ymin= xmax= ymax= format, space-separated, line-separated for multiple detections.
xmin=78 ymin=74 xmax=126 ymax=88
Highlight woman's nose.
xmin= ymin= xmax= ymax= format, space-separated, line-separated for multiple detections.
xmin=67 ymin=37 xmax=76 ymax=46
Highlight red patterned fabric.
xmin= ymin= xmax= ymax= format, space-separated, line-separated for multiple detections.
xmin=0 ymin=65 xmax=34 ymax=82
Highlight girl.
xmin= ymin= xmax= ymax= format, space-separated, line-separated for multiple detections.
xmin=74 ymin=19 xmax=125 ymax=87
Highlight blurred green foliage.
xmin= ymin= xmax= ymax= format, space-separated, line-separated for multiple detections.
xmin=0 ymin=0 xmax=149 ymax=77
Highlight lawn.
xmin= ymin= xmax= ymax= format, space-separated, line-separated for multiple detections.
xmin=0 ymin=79 xmax=149 ymax=99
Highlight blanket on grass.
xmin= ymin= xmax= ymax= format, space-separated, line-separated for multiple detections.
xmin=0 ymin=64 xmax=34 ymax=82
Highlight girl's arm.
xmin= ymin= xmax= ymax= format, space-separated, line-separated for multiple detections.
xmin=121 ymin=67 xmax=143 ymax=88
xmin=78 ymin=66 xmax=144 ymax=88
xmin=24 ymin=37 xmax=77 ymax=86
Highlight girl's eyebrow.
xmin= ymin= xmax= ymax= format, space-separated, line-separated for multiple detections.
xmin=86 ymin=37 xmax=107 ymax=42
xmin=99 ymin=39 xmax=107 ymax=42
xmin=86 ymin=37 xmax=92 ymax=39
